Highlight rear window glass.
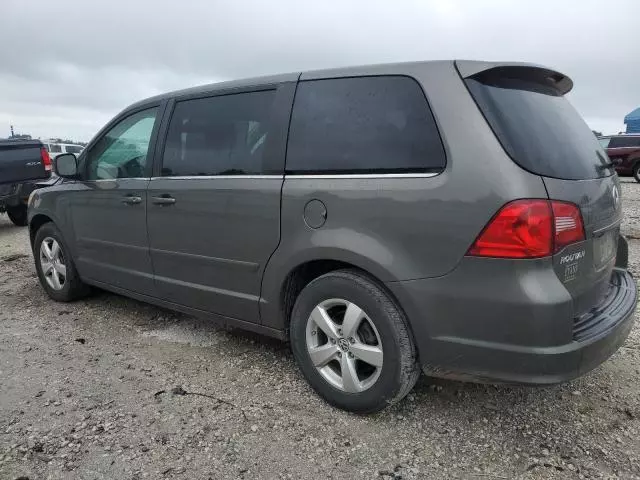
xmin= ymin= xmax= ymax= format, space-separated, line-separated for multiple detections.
xmin=49 ymin=144 xmax=62 ymax=153
xmin=65 ymin=145 xmax=83 ymax=154
xmin=287 ymin=76 xmax=445 ymax=174
xmin=466 ymin=74 xmax=612 ymax=180
xmin=608 ymin=136 xmax=640 ymax=148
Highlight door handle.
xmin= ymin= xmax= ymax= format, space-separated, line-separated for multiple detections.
xmin=121 ymin=195 xmax=142 ymax=205
xmin=151 ymin=195 xmax=176 ymax=206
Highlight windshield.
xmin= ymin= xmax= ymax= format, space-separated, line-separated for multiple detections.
xmin=466 ymin=75 xmax=612 ymax=180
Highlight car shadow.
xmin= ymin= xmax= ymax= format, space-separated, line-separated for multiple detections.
xmin=0 ymin=218 xmax=25 ymax=235
xmin=54 ymin=287 xmax=612 ymax=425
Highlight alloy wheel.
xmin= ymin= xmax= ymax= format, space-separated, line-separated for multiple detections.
xmin=40 ymin=237 xmax=66 ymax=291
xmin=305 ymin=298 xmax=383 ymax=393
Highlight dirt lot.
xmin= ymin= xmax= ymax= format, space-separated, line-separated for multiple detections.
xmin=1 ymin=179 xmax=640 ymax=480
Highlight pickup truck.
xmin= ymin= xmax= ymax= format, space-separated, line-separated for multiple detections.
xmin=0 ymin=139 xmax=52 ymax=226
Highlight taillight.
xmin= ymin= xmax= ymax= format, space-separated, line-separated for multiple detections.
xmin=552 ymin=201 xmax=585 ymax=252
xmin=468 ymin=199 xmax=585 ymax=259
xmin=40 ymin=147 xmax=52 ymax=172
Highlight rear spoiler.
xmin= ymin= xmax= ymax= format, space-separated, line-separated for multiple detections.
xmin=455 ymin=60 xmax=573 ymax=95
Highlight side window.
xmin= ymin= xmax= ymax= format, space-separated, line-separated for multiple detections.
xmin=609 ymin=136 xmax=640 ymax=148
xmin=65 ymin=145 xmax=83 ymax=154
xmin=86 ymin=107 xmax=158 ymax=180
xmin=49 ymin=144 xmax=62 ymax=153
xmin=287 ymin=76 xmax=446 ymax=174
xmin=161 ymin=90 xmax=275 ymax=177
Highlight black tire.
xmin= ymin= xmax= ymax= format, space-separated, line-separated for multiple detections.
xmin=290 ymin=269 xmax=420 ymax=413
xmin=33 ymin=222 xmax=90 ymax=302
xmin=633 ymin=162 xmax=640 ymax=183
xmin=6 ymin=205 xmax=28 ymax=226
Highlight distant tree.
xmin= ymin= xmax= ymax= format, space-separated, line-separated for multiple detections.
xmin=10 ymin=133 xmax=32 ymax=140
xmin=592 ymin=130 xmax=602 ymax=137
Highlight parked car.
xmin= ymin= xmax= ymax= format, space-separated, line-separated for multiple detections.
xmin=600 ymin=134 xmax=640 ymax=182
xmin=0 ymin=139 xmax=51 ymax=226
xmin=43 ymin=142 xmax=84 ymax=160
xmin=28 ymin=60 xmax=637 ymax=413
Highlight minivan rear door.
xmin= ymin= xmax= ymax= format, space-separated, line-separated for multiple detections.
xmin=460 ymin=63 xmax=622 ymax=317
xmin=146 ymin=82 xmax=296 ymax=323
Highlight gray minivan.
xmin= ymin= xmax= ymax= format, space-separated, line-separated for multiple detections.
xmin=28 ymin=60 xmax=637 ymax=413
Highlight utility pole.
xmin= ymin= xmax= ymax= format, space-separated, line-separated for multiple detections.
xmin=10 ymin=125 xmax=15 ymax=138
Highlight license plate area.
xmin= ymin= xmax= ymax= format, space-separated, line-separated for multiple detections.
xmin=594 ymin=228 xmax=618 ymax=270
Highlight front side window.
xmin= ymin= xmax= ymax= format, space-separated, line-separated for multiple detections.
xmin=286 ymin=76 xmax=446 ymax=174
xmin=86 ymin=107 xmax=158 ymax=180
xmin=161 ymin=90 xmax=275 ymax=177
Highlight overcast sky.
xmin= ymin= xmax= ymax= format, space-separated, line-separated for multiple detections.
xmin=1 ymin=0 xmax=638 ymax=141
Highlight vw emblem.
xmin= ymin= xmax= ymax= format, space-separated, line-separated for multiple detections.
xmin=337 ymin=338 xmax=350 ymax=352
xmin=612 ymin=184 xmax=620 ymax=207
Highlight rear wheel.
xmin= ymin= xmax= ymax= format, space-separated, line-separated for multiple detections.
xmin=34 ymin=223 xmax=90 ymax=301
xmin=290 ymin=270 xmax=419 ymax=413
xmin=6 ymin=205 xmax=27 ymax=226
xmin=633 ymin=162 xmax=640 ymax=183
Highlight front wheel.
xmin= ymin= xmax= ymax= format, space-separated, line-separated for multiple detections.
xmin=33 ymin=223 xmax=90 ymax=302
xmin=633 ymin=162 xmax=640 ymax=183
xmin=290 ymin=270 xmax=419 ymax=413
xmin=6 ymin=205 xmax=28 ymax=226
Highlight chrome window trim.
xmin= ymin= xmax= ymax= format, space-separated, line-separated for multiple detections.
xmin=285 ymin=172 xmax=440 ymax=179
xmin=88 ymin=177 xmax=152 ymax=182
xmin=89 ymin=173 xmax=440 ymax=181
xmin=148 ymin=175 xmax=284 ymax=180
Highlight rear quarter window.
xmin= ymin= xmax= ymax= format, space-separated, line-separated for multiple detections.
xmin=286 ymin=76 xmax=446 ymax=174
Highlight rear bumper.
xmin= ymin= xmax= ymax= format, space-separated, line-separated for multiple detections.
xmin=388 ymin=266 xmax=637 ymax=385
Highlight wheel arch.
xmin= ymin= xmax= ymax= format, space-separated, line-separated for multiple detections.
xmin=261 ymin=252 xmax=415 ymax=346
xmin=29 ymin=213 xmax=55 ymax=249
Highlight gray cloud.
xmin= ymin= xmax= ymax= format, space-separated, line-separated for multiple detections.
xmin=1 ymin=0 xmax=639 ymax=140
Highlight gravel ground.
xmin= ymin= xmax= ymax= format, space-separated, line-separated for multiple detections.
xmin=1 ymin=178 xmax=640 ymax=480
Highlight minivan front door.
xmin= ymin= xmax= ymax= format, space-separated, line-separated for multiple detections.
xmin=146 ymin=87 xmax=291 ymax=323
xmin=70 ymin=106 xmax=162 ymax=296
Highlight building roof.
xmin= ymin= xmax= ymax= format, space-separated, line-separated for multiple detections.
xmin=624 ymin=107 xmax=640 ymax=122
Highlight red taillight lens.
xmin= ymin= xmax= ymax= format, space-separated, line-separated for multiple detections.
xmin=552 ymin=201 xmax=585 ymax=252
xmin=40 ymin=147 xmax=52 ymax=172
xmin=468 ymin=199 xmax=585 ymax=259
xmin=468 ymin=200 xmax=553 ymax=258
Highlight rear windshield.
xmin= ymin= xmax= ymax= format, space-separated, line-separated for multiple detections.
xmin=608 ymin=136 xmax=640 ymax=148
xmin=466 ymin=74 xmax=612 ymax=180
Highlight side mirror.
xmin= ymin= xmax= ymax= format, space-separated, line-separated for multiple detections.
xmin=54 ymin=153 xmax=79 ymax=178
